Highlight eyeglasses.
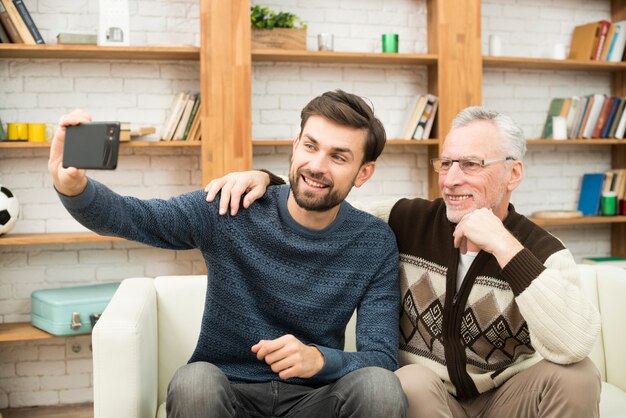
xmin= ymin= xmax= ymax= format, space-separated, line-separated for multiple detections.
xmin=431 ymin=157 xmax=516 ymax=174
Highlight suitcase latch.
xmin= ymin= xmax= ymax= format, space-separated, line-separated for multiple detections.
xmin=70 ymin=312 xmax=82 ymax=330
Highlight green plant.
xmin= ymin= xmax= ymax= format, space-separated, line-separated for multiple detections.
xmin=250 ymin=5 xmax=306 ymax=29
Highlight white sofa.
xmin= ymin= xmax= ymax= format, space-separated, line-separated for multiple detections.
xmin=92 ymin=265 xmax=626 ymax=418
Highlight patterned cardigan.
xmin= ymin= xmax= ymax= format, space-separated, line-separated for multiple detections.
xmin=364 ymin=197 xmax=601 ymax=399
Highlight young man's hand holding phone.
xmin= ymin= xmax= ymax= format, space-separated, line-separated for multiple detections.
xmin=49 ymin=110 xmax=121 ymax=197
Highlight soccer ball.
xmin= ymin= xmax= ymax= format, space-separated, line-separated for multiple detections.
xmin=0 ymin=185 xmax=19 ymax=235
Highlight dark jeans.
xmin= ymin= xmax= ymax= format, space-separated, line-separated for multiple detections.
xmin=166 ymin=362 xmax=407 ymax=418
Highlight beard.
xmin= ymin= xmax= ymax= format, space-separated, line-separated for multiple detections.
xmin=289 ymin=168 xmax=351 ymax=212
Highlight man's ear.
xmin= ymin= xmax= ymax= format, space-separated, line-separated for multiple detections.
xmin=292 ymin=134 xmax=301 ymax=152
xmin=354 ymin=162 xmax=376 ymax=188
xmin=507 ymin=160 xmax=524 ymax=192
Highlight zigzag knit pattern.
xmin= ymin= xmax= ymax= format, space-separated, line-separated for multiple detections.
xmin=60 ymin=181 xmax=400 ymax=386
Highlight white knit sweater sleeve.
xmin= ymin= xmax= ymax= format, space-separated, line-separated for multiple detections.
xmin=515 ymin=248 xmax=601 ymax=364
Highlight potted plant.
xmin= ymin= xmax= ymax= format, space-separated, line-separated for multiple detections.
xmin=251 ymin=5 xmax=307 ymax=50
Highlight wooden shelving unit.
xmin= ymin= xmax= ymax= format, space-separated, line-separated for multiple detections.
xmin=0 ymin=140 xmax=201 ymax=149
xmin=0 ymin=44 xmax=199 ymax=60
xmin=483 ymin=55 xmax=626 ymax=71
xmin=0 ymin=323 xmax=55 ymax=343
xmin=252 ymin=49 xmax=438 ymax=65
xmin=0 ymin=232 xmax=124 ymax=246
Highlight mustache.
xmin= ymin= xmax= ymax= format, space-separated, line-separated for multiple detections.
xmin=297 ymin=169 xmax=333 ymax=186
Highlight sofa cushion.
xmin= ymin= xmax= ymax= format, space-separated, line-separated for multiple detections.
xmin=155 ymin=275 xmax=206 ymax=405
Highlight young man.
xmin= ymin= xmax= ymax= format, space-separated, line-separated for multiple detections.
xmin=49 ymin=90 xmax=407 ymax=418
xmin=205 ymin=106 xmax=602 ymax=418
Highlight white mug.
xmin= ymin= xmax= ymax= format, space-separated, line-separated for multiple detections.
xmin=489 ymin=35 xmax=502 ymax=57
xmin=553 ymin=43 xmax=567 ymax=60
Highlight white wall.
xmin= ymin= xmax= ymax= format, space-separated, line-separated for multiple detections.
xmin=0 ymin=0 xmax=616 ymax=409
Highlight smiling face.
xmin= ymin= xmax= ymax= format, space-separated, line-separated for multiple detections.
xmin=439 ymin=120 xmax=523 ymax=223
xmin=288 ymin=115 xmax=374 ymax=225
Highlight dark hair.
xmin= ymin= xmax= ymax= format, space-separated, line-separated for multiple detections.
xmin=299 ymin=90 xmax=386 ymax=163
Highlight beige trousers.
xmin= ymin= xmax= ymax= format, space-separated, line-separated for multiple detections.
xmin=395 ymin=358 xmax=601 ymax=418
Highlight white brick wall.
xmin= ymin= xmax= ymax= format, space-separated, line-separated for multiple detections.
xmin=0 ymin=0 xmax=618 ymax=410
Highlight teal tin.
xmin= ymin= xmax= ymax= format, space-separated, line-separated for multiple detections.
xmin=31 ymin=282 xmax=120 ymax=336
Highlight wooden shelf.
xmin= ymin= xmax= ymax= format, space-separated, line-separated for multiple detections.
xmin=483 ymin=56 xmax=626 ymax=72
xmin=527 ymin=139 xmax=626 ymax=145
xmin=0 ymin=232 xmax=124 ymax=246
xmin=252 ymin=49 xmax=437 ymax=65
xmin=530 ymin=215 xmax=626 ymax=226
xmin=0 ymin=322 xmax=55 ymax=343
xmin=0 ymin=140 xmax=201 ymax=149
xmin=252 ymin=139 xmax=440 ymax=146
xmin=0 ymin=44 xmax=199 ymax=60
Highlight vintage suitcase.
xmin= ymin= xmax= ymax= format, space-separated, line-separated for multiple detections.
xmin=31 ymin=282 xmax=120 ymax=336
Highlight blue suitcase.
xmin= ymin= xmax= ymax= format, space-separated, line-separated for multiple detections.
xmin=31 ymin=282 xmax=120 ymax=336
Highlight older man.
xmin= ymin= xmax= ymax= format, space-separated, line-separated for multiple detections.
xmin=205 ymin=106 xmax=602 ymax=418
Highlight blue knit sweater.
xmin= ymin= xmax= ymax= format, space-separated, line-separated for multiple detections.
xmin=59 ymin=180 xmax=400 ymax=386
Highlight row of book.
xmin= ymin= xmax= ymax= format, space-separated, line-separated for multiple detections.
xmin=577 ymin=170 xmax=626 ymax=216
xmin=541 ymin=95 xmax=626 ymax=140
xmin=569 ymin=20 xmax=626 ymax=62
xmin=0 ymin=0 xmax=43 ymax=44
xmin=398 ymin=94 xmax=438 ymax=140
xmin=161 ymin=92 xmax=201 ymax=141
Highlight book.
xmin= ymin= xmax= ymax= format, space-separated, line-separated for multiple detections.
xmin=565 ymin=96 xmax=581 ymax=139
xmin=572 ymin=95 xmax=591 ymax=138
xmin=540 ymin=98 xmax=565 ymax=138
xmin=398 ymin=95 xmax=425 ymax=139
xmin=0 ymin=15 xmax=9 ymax=42
xmin=0 ymin=0 xmax=34 ymax=44
xmin=577 ymin=173 xmax=605 ymax=216
xmin=601 ymin=97 xmax=621 ymax=138
xmin=420 ymin=94 xmax=438 ymax=139
xmin=413 ymin=94 xmax=437 ymax=139
xmin=182 ymin=94 xmax=200 ymax=140
xmin=582 ymin=94 xmax=605 ymax=139
xmin=172 ymin=94 xmax=196 ymax=141
xmin=0 ymin=116 xmax=5 ymax=139
xmin=592 ymin=20 xmax=611 ymax=60
xmin=57 ymin=32 xmax=97 ymax=45
xmin=615 ymin=104 xmax=626 ymax=139
xmin=0 ymin=0 xmax=21 ymax=43
xmin=608 ymin=98 xmax=626 ymax=137
xmin=161 ymin=92 xmax=188 ymax=141
xmin=568 ymin=21 xmax=601 ymax=60
xmin=591 ymin=95 xmax=614 ymax=138
xmin=600 ymin=22 xmax=617 ymax=61
xmin=608 ymin=21 xmax=626 ymax=62
xmin=581 ymin=256 xmax=626 ymax=268
xmin=12 ymin=0 xmax=43 ymax=44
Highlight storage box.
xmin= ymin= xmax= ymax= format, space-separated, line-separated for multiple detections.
xmin=252 ymin=28 xmax=306 ymax=50
xmin=31 ymin=283 xmax=120 ymax=336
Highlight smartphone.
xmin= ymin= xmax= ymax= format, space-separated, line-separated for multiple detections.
xmin=63 ymin=122 xmax=120 ymax=170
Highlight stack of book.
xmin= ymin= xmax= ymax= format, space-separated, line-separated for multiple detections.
xmin=577 ymin=170 xmax=626 ymax=215
xmin=569 ymin=20 xmax=626 ymax=62
xmin=0 ymin=0 xmax=44 ymax=44
xmin=541 ymin=95 xmax=626 ymax=139
xmin=161 ymin=92 xmax=201 ymax=142
xmin=397 ymin=94 xmax=439 ymax=140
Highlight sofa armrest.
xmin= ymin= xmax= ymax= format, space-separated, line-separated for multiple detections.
xmin=596 ymin=266 xmax=626 ymax=392
xmin=92 ymin=278 xmax=158 ymax=418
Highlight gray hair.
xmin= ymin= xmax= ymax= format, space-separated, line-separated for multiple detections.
xmin=451 ymin=106 xmax=526 ymax=160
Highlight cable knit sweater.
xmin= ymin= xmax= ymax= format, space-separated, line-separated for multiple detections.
xmin=59 ymin=180 xmax=400 ymax=386
xmin=362 ymin=197 xmax=601 ymax=399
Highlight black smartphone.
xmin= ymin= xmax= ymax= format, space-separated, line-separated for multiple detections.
xmin=63 ymin=122 xmax=120 ymax=170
